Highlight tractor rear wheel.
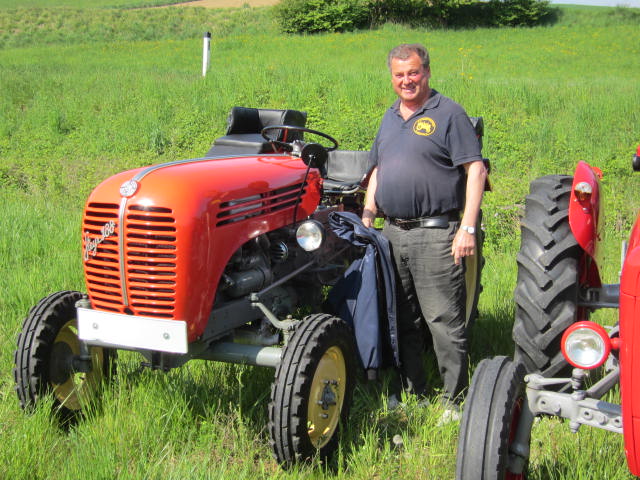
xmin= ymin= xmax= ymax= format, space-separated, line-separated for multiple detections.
xmin=14 ymin=291 xmax=115 ymax=422
xmin=269 ymin=314 xmax=357 ymax=466
xmin=513 ymin=175 xmax=582 ymax=377
xmin=456 ymin=356 xmax=528 ymax=480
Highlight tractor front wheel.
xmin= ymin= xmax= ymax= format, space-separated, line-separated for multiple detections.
xmin=456 ymin=356 xmax=529 ymax=480
xmin=13 ymin=291 xmax=115 ymax=422
xmin=269 ymin=314 xmax=357 ymax=466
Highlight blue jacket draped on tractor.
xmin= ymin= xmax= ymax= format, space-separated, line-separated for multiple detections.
xmin=327 ymin=211 xmax=399 ymax=371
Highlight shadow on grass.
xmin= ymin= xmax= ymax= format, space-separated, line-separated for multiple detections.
xmin=468 ymin=306 xmax=517 ymax=369
xmin=170 ymin=360 xmax=274 ymax=428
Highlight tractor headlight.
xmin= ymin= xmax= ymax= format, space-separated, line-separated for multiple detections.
xmin=561 ymin=321 xmax=611 ymax=369
xmin=296 ymin=220 xmax=324 ymax=252
xmin=574 ymin=181 xmax=593 ymax=202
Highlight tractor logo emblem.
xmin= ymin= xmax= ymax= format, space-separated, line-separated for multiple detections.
xmin=413 ymin=117 xmax=436 ymax=136
xmin=84 ymin=220 xmax=116 ymax=261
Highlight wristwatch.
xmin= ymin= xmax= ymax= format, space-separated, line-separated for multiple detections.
xmin=461 ymin=225 xmax=476 ymax=235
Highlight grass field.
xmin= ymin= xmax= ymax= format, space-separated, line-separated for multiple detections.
xmin=0 ymin=0 xmax=173 ymax=8
xmin=1 ymin=2 xmax=640 ymax=479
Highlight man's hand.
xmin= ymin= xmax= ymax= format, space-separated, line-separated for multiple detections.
xmin=451 ymin=228 xmax=476 ymax=265
xmin=361 ymin=167 xmax=379 ymax=229
xmin=362 ymin=209 xmax=376 ymax=228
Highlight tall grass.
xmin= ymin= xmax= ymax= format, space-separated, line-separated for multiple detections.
xmin=0 ymin=6 xmax=276 ymax=49
xmin=1 ymin=4 xmax=639 ymax=479
xmin=0 ymin=0 xmax=180 ymax=8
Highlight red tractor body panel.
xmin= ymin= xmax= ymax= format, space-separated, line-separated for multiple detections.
xmin=569 ymin=161 xmax=603 ymax=287
xmin=621 ymin=217 xmax=640 ymax=476
xmin=81 ymin=154 xmax=321 ymax=341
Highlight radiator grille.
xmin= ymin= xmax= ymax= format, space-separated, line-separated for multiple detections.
xmin=83 ymin=202 xmax=177 ymax=318
xmin=83 ymin=203 xmax=122 ymax=311
xmin=125 ymin=205 xmax=177 ymax=318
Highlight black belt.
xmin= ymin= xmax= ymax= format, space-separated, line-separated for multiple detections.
xmin=388 ymin=212 xmax=458 ymax=230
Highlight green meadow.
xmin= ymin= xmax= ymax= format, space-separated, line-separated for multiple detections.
xmin=1 ymin=2 xmax=639 ymax=478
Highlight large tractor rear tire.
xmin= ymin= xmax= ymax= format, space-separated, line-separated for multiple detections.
xmin=14 ymin=291 xmax=116 ymax=423
xmin=512 ymin=175 xmax=582 ymax=377
xmin=269 ymin=314 xmax=357 ymax=466
xmin=456 ymin=356 xmax=528 ymax=480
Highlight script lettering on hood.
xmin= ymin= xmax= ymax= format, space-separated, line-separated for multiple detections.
xmin=84 ymin=220 xmax=116 ymax=261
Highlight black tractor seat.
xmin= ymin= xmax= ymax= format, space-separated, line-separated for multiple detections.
xmin=322 ymin=150 xmax=374 ymax=194
xmin=205 ymin=106 xmax=307 ymax=157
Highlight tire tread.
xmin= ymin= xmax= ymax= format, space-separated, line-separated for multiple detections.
xmin=513 ymin=175 xmax=581 ymax=376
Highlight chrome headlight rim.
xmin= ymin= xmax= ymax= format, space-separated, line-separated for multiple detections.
xmin=561 ymin=321 xmax=611 ymax=370
xmin=296 ymin=220 xmax=324 ymax=252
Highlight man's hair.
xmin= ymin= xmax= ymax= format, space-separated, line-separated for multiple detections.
xmin=387 ymin=43 xmax=430 ymax=70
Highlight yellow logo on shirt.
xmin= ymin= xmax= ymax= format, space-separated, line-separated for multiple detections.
xmin=413 ymin=117 xmax=436 ymax=136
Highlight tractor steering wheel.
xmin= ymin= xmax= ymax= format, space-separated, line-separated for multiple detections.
xmin=261 ymin=125 xmax=339 ymax=153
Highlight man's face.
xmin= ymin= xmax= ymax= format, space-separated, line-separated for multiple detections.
xmin=390 ymin=53 xmax=431 ymax=107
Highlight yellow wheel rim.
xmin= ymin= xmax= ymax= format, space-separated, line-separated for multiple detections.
xmin=307 ymin=345 xmax=347 ymax=449
xmin=50 ymin=320 xmax=106 ymax=411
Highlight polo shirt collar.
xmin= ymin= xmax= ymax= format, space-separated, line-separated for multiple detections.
xmin=391 ymin=89 xmax=441 ymax=120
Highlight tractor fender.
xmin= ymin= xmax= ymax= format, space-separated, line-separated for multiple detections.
xmin=619 ymin=216 xmax=640 ymax=476
xmin=569 ymin=161 xmax=603 ymax=285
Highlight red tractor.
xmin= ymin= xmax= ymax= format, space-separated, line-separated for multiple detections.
xmin=456 ymin=146 xmax=640 ymax=479
xmin=13 ymin=107 xmax=485 ymax=466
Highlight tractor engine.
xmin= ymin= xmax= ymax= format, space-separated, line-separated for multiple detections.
xmin=216 ymin=209 xmax=346 ymax=319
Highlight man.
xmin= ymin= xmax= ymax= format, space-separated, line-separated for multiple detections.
xmin=362 ymin=43 xmax=487 ymax=412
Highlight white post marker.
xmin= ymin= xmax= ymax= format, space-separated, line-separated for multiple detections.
xmin=202 ymin=31 xmax=211 ymax=77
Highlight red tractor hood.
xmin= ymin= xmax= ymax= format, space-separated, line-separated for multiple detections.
xmin=81 ymin=154 xmax=322 ymax=341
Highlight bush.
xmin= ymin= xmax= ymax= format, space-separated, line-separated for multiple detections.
xmin=368 ymin=0 xmax=430 ymax=27
xmin=446 ymin=0 xmax=553 ymax=28
xmin=489 ymin=0 xmax=553 ymax=26
xmin=274 ymin=0 xmax=370 ymax=34
xmin=275 ymin=0 xmax=553 ymax=34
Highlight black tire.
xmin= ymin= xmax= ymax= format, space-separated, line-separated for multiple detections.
xmin=512 ymin=175 xmax=582 ymax=377
xmin=14 ymin=291 xmax=116 ymax=420
xmin=269 ymin=313 xmax=357 ymax=466
xmin=456 ymin=356 xmax=528 ymax=480
xmin=465 ymin=211 xmax=485 ymax=331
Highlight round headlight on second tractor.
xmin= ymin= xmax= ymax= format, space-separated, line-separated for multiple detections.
xmin=296 ymin=220 xmax=324 ymax=252
xmin=561 ymin=321 xmax=611 ymax=370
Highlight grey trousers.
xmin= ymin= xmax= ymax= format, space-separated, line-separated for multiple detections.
xmin=383 ymin=220 xmax=468 ymax=402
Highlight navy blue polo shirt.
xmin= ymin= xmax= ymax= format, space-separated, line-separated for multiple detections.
xmin=370 ymin=90 xmax=482 ymax=219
